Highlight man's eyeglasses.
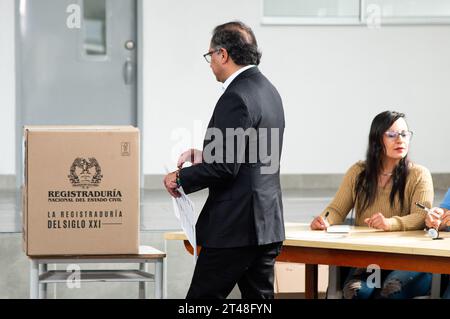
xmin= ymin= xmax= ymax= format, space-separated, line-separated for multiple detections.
xmin=203 ymin=49 xmax=221 ymax=63
xmin=384 ymin=130 xmax=414 ymax=140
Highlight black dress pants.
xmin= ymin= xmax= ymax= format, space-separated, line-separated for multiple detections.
xmin=186 ymin=242 xmax=283 ymax=299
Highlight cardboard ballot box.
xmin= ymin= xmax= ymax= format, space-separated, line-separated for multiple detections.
xmin=22 ymin=126 xmax=140 ymax=256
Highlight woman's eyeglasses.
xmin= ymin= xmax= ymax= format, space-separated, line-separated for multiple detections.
xmin=385 ymin=130 xmax=414 ymax=140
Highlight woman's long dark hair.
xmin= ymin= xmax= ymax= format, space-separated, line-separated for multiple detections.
xmin=355 ymin=111 xmax=410 ymax=213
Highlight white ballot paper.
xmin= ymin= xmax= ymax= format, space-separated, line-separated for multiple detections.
xmin=172 ymin=186 xmax=198 ymax=263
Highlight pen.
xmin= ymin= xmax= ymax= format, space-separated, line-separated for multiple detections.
xmin=323 ymin=211 xmax=330 ymax=224
xmin=415 ymin=202 xmax=441 ymax=218
xmin=415 ymin=202 xmax=431 ymax=213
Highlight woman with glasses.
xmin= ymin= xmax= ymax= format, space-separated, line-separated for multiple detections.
xmin=425 ymin=189 xmax=450 ymax=298
xmin=310 ymin=110 xmax=434 ymax=299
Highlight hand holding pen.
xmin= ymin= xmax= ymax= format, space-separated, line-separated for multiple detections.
xmin=310 ymin=211 xmax=330 ymax=230
xmin=416 ymin=202 xmax=443 ymax=239
xmin=424 ymin=207 xmax=445 ymax=230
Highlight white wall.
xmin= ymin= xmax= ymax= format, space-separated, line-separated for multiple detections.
xmin=0 ymin=0 xmax=16 ymax=175
xmin=143 ymin=0 xmax=450 ymax=174
xmin=1 ymin=0 xmax=449 ymax=176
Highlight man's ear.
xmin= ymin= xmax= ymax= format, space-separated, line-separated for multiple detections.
xmin=220 ymin=48 xmax=229 ymax=64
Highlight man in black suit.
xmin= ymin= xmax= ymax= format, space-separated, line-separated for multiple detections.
xmin=164 ymin=21 xmax=285 ymax=299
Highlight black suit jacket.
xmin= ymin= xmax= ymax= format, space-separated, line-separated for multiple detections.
xmin=179 ymin=67 xmax=285 ymax=248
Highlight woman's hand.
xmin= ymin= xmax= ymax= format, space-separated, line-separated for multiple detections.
xmin=310 ymin=216 xmax=330 ymax=230
xmin=364 ymin=212 xmax=390 ymax=231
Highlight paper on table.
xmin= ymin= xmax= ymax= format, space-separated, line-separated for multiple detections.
xmin=327 ymin=225 xmax=351 ymax=233
xmin=171 ymin=186 xmax=197 ymax=263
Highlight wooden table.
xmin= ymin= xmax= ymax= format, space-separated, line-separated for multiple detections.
xmin=165 ymin=223 xmax=450 ymax=299
xmin=29 ymin=245 xmax=166 ymax=299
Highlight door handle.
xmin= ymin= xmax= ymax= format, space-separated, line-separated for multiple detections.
xmin=123 ymin=59 xmax=135 ymax=85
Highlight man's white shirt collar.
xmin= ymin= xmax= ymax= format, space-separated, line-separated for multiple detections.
xmin=221 ymin=65 xmax=256 ymax=92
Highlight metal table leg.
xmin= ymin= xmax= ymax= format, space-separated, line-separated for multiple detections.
xmin=30 ymin=260 xmax=39 ymax=299
xmin=164 ymin=239 xmax=168 ymax=299
xmin=39 ymin=263 xmax=48 ymax=299
xmin=138 ymin=262 xmax=147 ymax=299
xmin=431 ymin=274 xmax=442 ymax=299
xmin=155 ymin=259 xmax=163 ymax=299
xmin=327 ymin=266 xmax=341 ymax=299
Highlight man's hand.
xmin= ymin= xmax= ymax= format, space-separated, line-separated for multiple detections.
xmin=163 ymin=171 xmax=181 ymax=198
xmin=426 ymin=207 xmax=445 ymax=230
xmin=364 ymin=212 xmax=390 ymax=231
xmin=177 ymin=149 xmax=203 ymax=169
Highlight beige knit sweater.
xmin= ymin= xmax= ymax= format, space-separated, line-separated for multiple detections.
xmin=321 ymin=161 xmax=434 ymax=231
